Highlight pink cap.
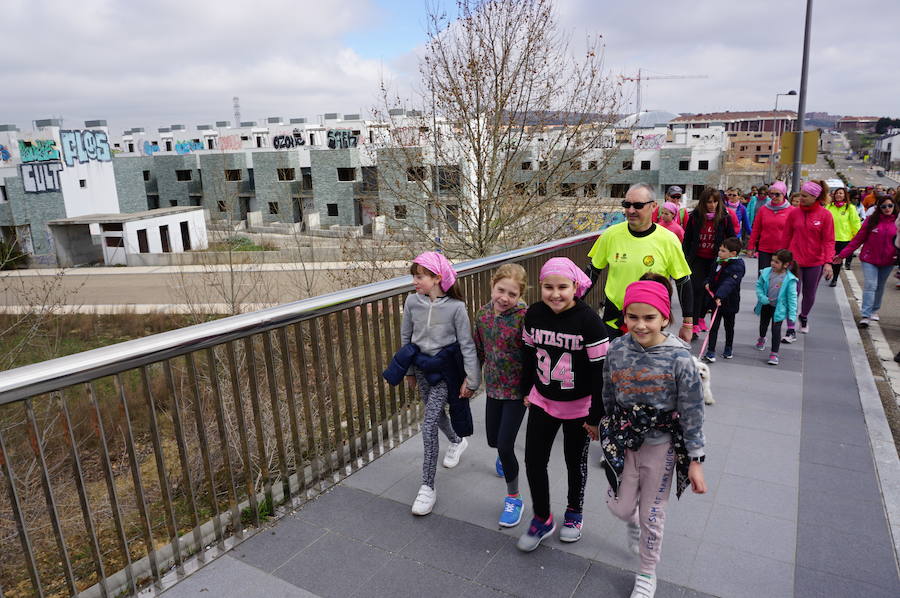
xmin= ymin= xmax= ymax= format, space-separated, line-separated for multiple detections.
xmin=539 ymin=257 xmax=592 ymax=298
xmin=662 ymin=201 xmax=678 ymax=214
xmin=801 ymin=181 xmax=823 ymax=198
xmin=623 ymin=280 xmax=671 ymax=320
xmin=768 ymin=181 xmax=788 ymax=196
xmin=413 ymin=251 xmax=457 ymax=292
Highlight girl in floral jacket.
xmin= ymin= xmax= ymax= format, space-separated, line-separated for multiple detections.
xmin=473 ymin=263 xmax=528 ymax=528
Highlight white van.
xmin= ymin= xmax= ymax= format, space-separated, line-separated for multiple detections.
xmin=825 ymin=178 xmax=845 ymax=190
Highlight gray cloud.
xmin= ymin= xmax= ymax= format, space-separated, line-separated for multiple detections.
xmin=1 ymin=0 xmax=895 ymax=135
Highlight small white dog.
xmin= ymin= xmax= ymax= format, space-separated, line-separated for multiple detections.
xmin=692 ymin=356 xmax=715 ymax=405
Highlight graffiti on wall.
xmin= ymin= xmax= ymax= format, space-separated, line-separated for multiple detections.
xmin=0 ymin=145 xmax=10 ymax=161
xmin=142 ymin=141 xmax=161 ymax=156
xmin=21 ymin=162 xmax=64 ymax=193
xmin=218 ymin=135 xmax=242 ymax=150
xmin=175 ymin=140 xmax=204 ymax=155
xmin=60 ymin=129 xmax=112 ymax=167
xmin=631 ymin=133 xmax=666 ymax=150
xmin=18 ymin=139 xmax=60 ymax=163
xmin=273 ymin=128 xmax=306 ymax=150
xmin=327 ymin=129 xmax=358 ymax=149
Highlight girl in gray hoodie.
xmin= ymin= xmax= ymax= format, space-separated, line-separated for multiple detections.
xmin=600 ymin=274 xmax=706 ymax=598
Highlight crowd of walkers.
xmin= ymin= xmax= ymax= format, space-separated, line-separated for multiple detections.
xmin=381 ymin=180 xmax=899 ymax=598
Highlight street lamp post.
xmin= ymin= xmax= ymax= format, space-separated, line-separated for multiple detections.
xmin=768 ymin=90 xmax=797 ymax=182
xmin=791 ymin=0 xmax=814 ymax=192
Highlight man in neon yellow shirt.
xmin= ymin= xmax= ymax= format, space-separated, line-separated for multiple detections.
xmin=585 ymin=183 xmax=694 ymax=342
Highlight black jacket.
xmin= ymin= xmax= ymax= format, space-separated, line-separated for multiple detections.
xmin=682 ymin=212 xmax=736 ymax=262
xmin=704 ymin=257 xmax=746 ymax=314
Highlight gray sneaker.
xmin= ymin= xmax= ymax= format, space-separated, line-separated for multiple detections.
xmin=517 ymin=515 xmax=556 ymax=552
xmin=559 ymin=511 xmax=583 ymax=543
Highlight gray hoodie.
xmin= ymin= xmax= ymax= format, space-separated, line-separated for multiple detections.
xmin=602 ymin=332 xmax=704 ymax=456
xmin=400 ymin=293 xmax=481 ymax=390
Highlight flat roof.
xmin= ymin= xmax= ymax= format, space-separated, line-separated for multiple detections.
xmin=48 ymin=206 xmax=203 ymax=225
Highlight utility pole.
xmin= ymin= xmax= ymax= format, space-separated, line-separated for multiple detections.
xmin=791 ymin=0 xmax=813 ymax=192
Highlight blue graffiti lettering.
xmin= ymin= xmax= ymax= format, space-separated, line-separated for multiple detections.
xmin=0 ymin=144 xmax=10 ymax=161
xmin=60 ymin=129 xmax=112 ymax=167
xmin=143 ymin=141 xmax=161 ymax=156
xmin=175 ymin=140 xmax=204 ymax=155
xmin=18 ymin=139 xmax=60 ymax=163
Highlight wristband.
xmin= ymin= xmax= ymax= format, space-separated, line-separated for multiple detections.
xmin=681 ymin=323 xmax=693 ymax=328
xmin=690 ymin=455 xmax=705 ymax=463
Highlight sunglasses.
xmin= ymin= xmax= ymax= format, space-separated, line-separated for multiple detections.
xmin=669 ymin=194 xmax=682 ymax=199
xmin=769 ymin=192 xmax=783 ymax=197
xmin=881 ymin=203 xmax=895 ymax=209
xmin=621 ymin=200 xmax=652 ymax=210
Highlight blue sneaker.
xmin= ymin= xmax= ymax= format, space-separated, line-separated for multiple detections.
xmin=498 ymin=495 xmax=523 ymax=527
xmin=516 ymin=514 xmax=555 ymax=552
xmin=723 ymin=346 xmax=733 ymax=359
xmin=495 ymin=456 xmax=504 ymax=478
xmin=703 ymin=350 xmax=716 ymax=363
xmin=559 ymin=510 xmax=583 ymax=543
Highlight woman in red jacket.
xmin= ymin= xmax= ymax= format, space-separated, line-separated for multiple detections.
xmin=747 ymin=181 xmax=793 ymax=272
xmin=780 ymin=180 xmax=835 ymax=341
xmin=834 ymin=193 xmax=899 ymax=327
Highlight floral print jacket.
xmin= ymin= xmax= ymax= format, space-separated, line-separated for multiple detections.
xmin=473 ymin=300 xmax=527 ymax=401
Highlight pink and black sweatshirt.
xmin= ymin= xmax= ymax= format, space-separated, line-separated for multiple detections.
xmin=520 ymin=299 xmax=608 ymax=425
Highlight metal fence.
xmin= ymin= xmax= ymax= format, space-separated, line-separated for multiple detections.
xmin=0 ymin=232 xmax=602 ymax=597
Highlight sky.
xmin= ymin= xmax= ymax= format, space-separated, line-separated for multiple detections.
xmin=1 ymin=0 xmax=896 ymax=135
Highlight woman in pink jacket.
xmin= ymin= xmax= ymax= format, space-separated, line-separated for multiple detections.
xmin=835 ymin=193 xmax=898 ymax=327
xmin=780 ymin=180 xmax=835 ymax=341
xmin=747 ymin=181 xmax=793 ymax=272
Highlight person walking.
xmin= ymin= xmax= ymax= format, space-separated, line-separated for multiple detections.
xmin=747 ymin=181 xmax=793 ymax=272
xmin=682 ymin=186 xmax=737 ymax=338
xmin=600 ymin=275 xmax=707 ymax=598
xmin=834 ymin=194 xmax=898 ymax=327
xmin=652 ymin=185 xmax=690 ymax=229
xmin=826 ymin=187 xmax=861 ymax=286
xmin=747 ymin=186 xmax=768 ymax=229
xmin=657 ymin=201 xmax=685 ymax=242
xmin=517 ymin=258 xmax=608 ymax=551
xmin=754 ymin=249 xmax=799 ymax=366
xmin=585 ymin=183 xmax=694 ymax=342
xmin=781 ymin=181 xmax=835 ymax=339
xmin=393 ymin=252 xmax=481 ymax=516
xmin=725 ymin=187 xmax=752 ymax=240
xmin=701 ymin=238 xmax=746 ymax=362
xmin=473 ymin=263 xmax=529 ymax=527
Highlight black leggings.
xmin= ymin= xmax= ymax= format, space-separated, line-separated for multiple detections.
xmin=707 ymin=311 xmax=736 ymax=353
xmin=757 ymin=251 xmax=773 ymax=273
xmin=524 ymin=404 xmax=589 ymax=520
xmin=485 ymin=397 xmax=527 ymax=494
xmin=689 ymin=257 xmax=715 ymax=320
xmin=832 ymin=241 xmax=850 ymax=279
xmin=759 ymin=305 xmax=783 ymax=353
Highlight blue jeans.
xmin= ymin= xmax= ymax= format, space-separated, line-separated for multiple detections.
xmin=860 ymin=262 xmax=894 ymax=318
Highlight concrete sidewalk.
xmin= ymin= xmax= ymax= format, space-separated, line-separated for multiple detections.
xmin=159 ymin=271 xmax=900 ymax=597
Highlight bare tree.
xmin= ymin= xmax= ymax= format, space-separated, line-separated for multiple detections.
xmin=374 ymin=0 xmax=624 ymax=258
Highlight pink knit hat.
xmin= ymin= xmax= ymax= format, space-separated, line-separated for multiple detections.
xmin=623 ymin=280 xmax=671 ymax=320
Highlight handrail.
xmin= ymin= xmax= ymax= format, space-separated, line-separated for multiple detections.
xmin=0 ymin=231 xmax=599 ymax=403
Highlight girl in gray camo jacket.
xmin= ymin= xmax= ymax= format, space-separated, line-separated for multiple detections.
xmin=600 ymin=274 xmax=707 ymax=598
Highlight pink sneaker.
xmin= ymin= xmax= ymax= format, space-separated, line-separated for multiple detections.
xmin=698 ymin=318 xmax=708 ymax=332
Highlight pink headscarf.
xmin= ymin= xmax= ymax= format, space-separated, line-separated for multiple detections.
xmin=768 ymin=181 xmax=788 ymax=196
xmin=662 ymin=201 xmax=679 ymax=215
xmin=413 ymin=251 xmax=457 ymax=292
xmin=539 ymin=257 xmax=592 ymax=298
xmin=801 ymin=181 xmax=822 ymax=198
xmin=623 ymin=280 xmax=671 ymax=320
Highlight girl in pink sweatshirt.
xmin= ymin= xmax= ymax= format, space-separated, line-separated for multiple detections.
xmin=780 ymin=180 xmax=835 ymax=340
xmin=835 ymin=193 xmax=898 ymax=326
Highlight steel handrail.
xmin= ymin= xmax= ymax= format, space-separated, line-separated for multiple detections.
xmin=0 ymin=231 xmax=599 ymax=403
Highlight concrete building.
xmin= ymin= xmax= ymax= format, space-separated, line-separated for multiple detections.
xmin=873 ymin=129 xmax=900 ymax=172
xmin=671 ymin=110 xmax=797 ymax=164
xmin=837 ymin=116 xmax=881 ymax=132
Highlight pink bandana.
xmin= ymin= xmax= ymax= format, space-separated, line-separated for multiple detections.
xmin=769 ymin=181 xmax=788 ymax=196
xmin=801 ymin=181 xmax=822 ymax=198
xmin=413 ymin=251 xmax=457 ymax=292
xmin=623 ymin=280 xmax=671 ymax=320
xmin=539 ymin=257 xmax=592 ymax=298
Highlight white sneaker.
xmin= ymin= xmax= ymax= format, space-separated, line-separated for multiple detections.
xmin=630 ymin=573 xmax=657 ymax=598
xmin=411 ymin=485 xmax=436 ymax=515
xmin=871 ymin=314 xmax=880 ymax=321
xmin=442 ymin=437 xmax=468 ymax=468
xmin=859 ymin=317 xmax=870 ymax=328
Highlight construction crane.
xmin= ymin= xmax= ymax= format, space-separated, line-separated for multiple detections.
xmin=621 ymin=69 xmax=709 ymax=116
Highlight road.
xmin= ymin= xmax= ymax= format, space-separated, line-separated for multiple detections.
xmin=0 ymin=263 xmax=407 ymax=313
xmin=821 ymin=130 xmax=897 ymax=188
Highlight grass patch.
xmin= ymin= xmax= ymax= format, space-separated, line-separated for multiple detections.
xmin=206 ymin=236 xmax=278 ymax=252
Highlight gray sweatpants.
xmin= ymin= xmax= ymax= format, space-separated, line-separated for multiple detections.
xmin=416 ymin=371 xmax=461 ymax=489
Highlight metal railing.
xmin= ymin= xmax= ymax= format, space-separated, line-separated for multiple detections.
xmin=0 ymin=231 xmax=602 ymax=597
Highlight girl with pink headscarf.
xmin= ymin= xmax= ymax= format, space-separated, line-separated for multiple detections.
xmin=780 ymin=181 xmax=835 ymax=340
xmin=516 ymin=258 xmax=608 ymax=553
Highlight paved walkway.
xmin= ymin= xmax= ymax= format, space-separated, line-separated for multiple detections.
xmin=159 ymin=270 xmax=900 ymax=597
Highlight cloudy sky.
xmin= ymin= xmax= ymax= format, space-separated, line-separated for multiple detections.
xmin=1 ymin=0 xmax=895 ymax=134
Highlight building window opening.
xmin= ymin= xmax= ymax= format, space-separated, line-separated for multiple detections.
xmin=394 ymin=204 xmax=407 ymax=220
xmin=277 ymin=168 xmax=295 ymax=181
xmin=268 ymin=202 xmax=280 ymax=214
xmin=337 ymin=168 xmax=356 ymax=181
xmin=225 ymin=169 xmax=242 ymax=181
xmin=176 ymin=170 xmax=192 ymax=181
xmin=79 ymin=179 xmax=87 ymax=188
xmin=698 ymin=160 xmax=710 ymax=170
xmin=640 ymin=160 xmax=651 ymax=170
xmin=327 ymin=203 xmax=339 ymax=217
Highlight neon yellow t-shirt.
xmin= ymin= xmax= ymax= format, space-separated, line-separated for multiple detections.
xmin=587 ymin=222 xmax=691 ymax=309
